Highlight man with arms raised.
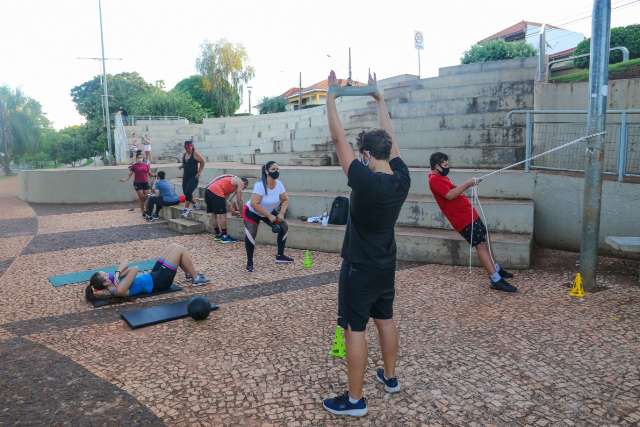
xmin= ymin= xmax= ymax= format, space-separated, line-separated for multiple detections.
xmin=322 ymin=71 xmax=410 ymax=417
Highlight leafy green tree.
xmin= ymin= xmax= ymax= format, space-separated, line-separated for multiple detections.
xmin=461 ymin=40 xmax=536 ymax=64
xmin=70 ymin=72 xmax=153 ymax=122
xmin=195 ymin=39 xmax=255 ymax=117
xmin=0 ymin=86 xmax=49 ymax=174
xmin=173 ymin=75 xmax=207 ymax=106
xmin=259 ymin=96 xmax=287 ymax=114
xmin=130 ymin=89 xmax=205 ymax=123
xmin=573 ymin=24 xmax=640 ymax=68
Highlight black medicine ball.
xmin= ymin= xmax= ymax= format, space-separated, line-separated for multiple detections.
xmin=188 ymin=296 xmax=211 ymax=321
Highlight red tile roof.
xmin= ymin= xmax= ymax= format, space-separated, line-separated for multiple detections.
xmin=479 ymin=20 xmax=563 ymax=43
xmin=279 ymin=78 xmax=365 ymax=99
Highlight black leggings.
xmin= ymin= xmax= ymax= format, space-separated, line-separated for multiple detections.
xmin=182 ymin=176 xmax=199 ymax=204
xmin=243 ymin=207 xmax=289 ymax=264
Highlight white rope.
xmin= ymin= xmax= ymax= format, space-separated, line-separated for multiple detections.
xmin=477 ymin=131 xmax=605 ymax=181
xmin=467 ymin=131 xmax=605 ymax=272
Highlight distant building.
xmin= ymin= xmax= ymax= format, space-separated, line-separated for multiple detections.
xmin=480 ymin=20 xmax=585 ymax=57
xmin=279 ymin=78 xmax=366 ymax=111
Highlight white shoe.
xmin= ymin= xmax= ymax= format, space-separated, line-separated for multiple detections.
xmin=181 ymin=208 xmax=191 ymax=218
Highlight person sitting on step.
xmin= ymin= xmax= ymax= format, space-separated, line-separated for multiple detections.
xmin=427 ymin=152 xmax=516 ymax=292
xmin=85 ymin=243 xmax=210 ymax=303
xmin=144 ymin=171 xmax=180 ymax=221
xmin=205 ymin=174 xmax=249 ymax=243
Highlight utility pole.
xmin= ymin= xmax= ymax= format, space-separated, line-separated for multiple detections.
xmin=580 ymin=0 xmax=611 ymax=291
xmin=299 ymin=72 xmax=302 ymax=111
xmin=98 ymin=0 xmax=114 ymax=165
xmin=537 ymin=24 xmax=547 ymax=82
xmin=247 ymin=86 xmax=252 ymax=115
xmin=415 ymin=31 xmax=424 ymax=79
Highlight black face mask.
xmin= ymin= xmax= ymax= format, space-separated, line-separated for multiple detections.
xmin=439 ymin=166 xmax=450 ymax=176
xmin=268 ymin=171 xmax=280 ymax=179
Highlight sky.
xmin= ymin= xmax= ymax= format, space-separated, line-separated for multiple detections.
xmin=0 ymin=0 xmax=638 ymax=129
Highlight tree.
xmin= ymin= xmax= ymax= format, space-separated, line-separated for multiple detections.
xmin=0 ymin=86 xmax=49 ymax=174
xmin=461 ymin=39 xmax=536 ymax=64
xmin=573 ymin=24 xmax=640 ymax=68
xmin=173 ymin=75 xmax=209 ymax=114
xmin=259 ymin=96 xmax=287 ymax=114
xmin=130 ymin=89 xmax=205 ymax=123
xmin=195 ymin=39 xmax=255 ymax=117
xmin=70 ymin=72 xmax=153 ymax=122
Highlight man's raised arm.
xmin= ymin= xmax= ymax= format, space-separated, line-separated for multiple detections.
xmin=369 ymin=72 xmax=400 ymax=160
xmin=326 ymin=70 xmax=356 ymax=175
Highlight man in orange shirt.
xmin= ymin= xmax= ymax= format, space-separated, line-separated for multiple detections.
xmin=205 ymin=175 xmax=249 ymax=243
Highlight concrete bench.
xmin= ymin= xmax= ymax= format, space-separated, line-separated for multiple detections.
xmin=606 ymin=236 xmax=640 ymax=253
xmin=606 ymin=236 xmax=640 ymax=282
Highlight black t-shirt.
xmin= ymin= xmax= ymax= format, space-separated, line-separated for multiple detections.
xmin=341 ymin=157 xmax=411 ymax=271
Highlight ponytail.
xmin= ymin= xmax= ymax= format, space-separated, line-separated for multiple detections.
xmin=262 ymin=161 xmax=276 ymax=196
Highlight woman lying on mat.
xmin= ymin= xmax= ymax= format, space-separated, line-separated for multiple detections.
xmin=85 ymin=244 xmax=210 ymax=302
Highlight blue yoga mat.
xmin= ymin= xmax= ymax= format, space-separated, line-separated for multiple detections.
xmin=48 ymin=259 xmax=158 ymax=287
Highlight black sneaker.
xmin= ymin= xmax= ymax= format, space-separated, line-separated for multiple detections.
xmin=490 ymin=278 xmax=518 ymax=293
xmin=275 ymin=254 xmax=294 ymax=264
xmin=498 ymin=267 xmax=514 ymax=279
xmin=246 ymin=262 xmax=253 ymax=273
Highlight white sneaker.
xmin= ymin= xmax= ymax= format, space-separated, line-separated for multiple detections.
xmin=180 ymin=208 xmax=191 ymax=218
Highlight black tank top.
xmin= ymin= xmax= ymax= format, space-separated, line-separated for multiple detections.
xmin=182 ymin=153 xmax=198 ymax=180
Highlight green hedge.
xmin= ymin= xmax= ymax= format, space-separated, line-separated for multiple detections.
xmin=461 ymin=39 xmax=537 ymax=64
xmin=574 ymin=24 xmax=640 ymax=68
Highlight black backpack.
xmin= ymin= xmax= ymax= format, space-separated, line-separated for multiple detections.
xmin=328 ymin=196 xmax=350 ymax=225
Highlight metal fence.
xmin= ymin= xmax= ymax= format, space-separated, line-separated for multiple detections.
xmin=506 ymin=110 xmax=640 ymax=180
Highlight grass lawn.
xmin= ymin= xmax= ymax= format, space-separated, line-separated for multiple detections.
xmin=550 ymin=58 xmax=640 ymax=83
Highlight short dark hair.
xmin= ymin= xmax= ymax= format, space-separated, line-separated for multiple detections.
xmin=356 ymin=129 xmax=392 ymax=160
xmin=240 ymin=177 xmax=249 ymax=186
xmin=430 ymin=152 xmax=449 ymax=169
xmin=157 ymin=171 xmax=166 ymax=179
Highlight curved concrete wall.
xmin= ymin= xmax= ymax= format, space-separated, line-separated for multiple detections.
xmin=18 ymin=166 xmax=639 ymax=254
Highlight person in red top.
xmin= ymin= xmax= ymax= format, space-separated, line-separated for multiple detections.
xmin=120 ymin=152 xmax=154 ymax=216
xmin=205 ymin=175 xmax=249 ymax=243
xmin=428 ymin=152 xmax=517 ymax=292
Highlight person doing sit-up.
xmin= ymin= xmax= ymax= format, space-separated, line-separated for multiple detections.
xmin=85 ymin=244 xmax=210 ymax=303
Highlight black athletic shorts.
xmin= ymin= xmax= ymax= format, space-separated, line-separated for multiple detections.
xmin=205 ymin=189 xmax=227 ymax=214
xmin=133 ymin=182 xmax=150 ymax=192
xmin=338 ymin=260 xmax=395 ymax=332
xmin=459 ymin=218 xmax=487 ymax=247
xmin=150 ymin=258 xmax=177 ymax=292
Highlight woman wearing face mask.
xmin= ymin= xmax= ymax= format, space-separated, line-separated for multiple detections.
xmin=241 ymin=161 xmax=292 ymax=272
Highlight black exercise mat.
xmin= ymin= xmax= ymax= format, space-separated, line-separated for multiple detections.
xmin=91 ymin=284 xmax=182 ymax=308
xmin=120 ymin=299 xmax=219 ymax=329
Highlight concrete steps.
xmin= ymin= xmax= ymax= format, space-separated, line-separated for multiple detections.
xmin=167 ymin=217 xmax=205 ymax=234
xmin=221 ymin=218 xmax=532 ymax=269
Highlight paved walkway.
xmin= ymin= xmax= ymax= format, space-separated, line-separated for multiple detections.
xmin=0 ymin=175 xmax=638 ymax=426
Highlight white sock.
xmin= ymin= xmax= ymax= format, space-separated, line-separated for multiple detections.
xmin=495 ymin=263 xmax=501 ymax=272
xmin=348 ymin=394 xmax=361 ymax=404
xmin=490 ymin=271 xmax=501 ymax=282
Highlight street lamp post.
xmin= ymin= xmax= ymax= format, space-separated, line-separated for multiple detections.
xmin=247 ymin=86 xmax=253 ymax=115
xmin=98 ymin=0 xmax=113 ymax=165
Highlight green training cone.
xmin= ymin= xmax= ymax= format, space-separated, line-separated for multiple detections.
xmin=329 ymin=325 xmax=346 ymax=359
xmin=303 ymin=250 xmax=313 ymax=269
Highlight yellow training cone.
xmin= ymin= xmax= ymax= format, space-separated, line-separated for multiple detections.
xmin=569 ymin=273 xmax=585 ymax=298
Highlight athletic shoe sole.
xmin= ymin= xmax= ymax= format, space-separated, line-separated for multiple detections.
xmin=322 ymin=402 xmax=368 ymax=417
xmin=275 ymin=259 xmax=294 ymax=264
xmin=375 ymin=372 xmax=401 ymax=393
xmin=191 ymin=279 xmax=210 ymax=287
